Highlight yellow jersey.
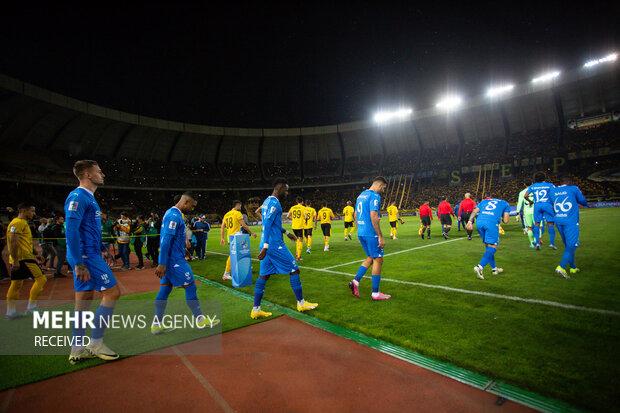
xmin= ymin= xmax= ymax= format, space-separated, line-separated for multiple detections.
xmin=317 ymin=207 xmax=335 ymax=224
xmin=7 ymin=218 xmax=35 ymax=264
xmin=289 ymin=204 xmax=306 ymax=230
xmin=222 ymin=209 xmax=243 ymax=236
xmin=387 ymin=205 xmax=399 ymax=222
xmin=342 ymin=205 xmax=355 ymax=223
xmin=304 ymin=207 xmax=317 ymax=229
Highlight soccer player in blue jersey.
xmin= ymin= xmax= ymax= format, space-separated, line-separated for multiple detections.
xmin=152 ymin=192 xmax=219 ymax=333
xmin=549 ymin=175 xmax=588 ymax=279
xmin=252 ymin=178 xmax=318 ymax=319
xmin=466 ymin=193 xmax=511 ymax=280
xmin=348 ymin=176 xmax=391 ymax=300
xmin=525 ymin=172 xmax=557 ymax=250
xmin=65 ymin=160 xmax=120 ymax=364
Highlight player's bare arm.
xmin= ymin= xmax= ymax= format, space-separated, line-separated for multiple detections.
xmin=239 ymin=217 xmax=257 ymax=238
xmin=220 ymin=221 xmax=226 ymax=245
xmin=371 ymin=210 xmax=384 ymax=248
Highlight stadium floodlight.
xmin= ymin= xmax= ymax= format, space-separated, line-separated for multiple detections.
xmin=373 ymin=108 xmax=413 ymax=124
xmin=486 ymin=84 xmax=515 ymax=98
xmin=531 ymin=71 xmax=561 ymax=84
xmin=583 ymin=53 xmax=618 ymax=68
xmin=435 ymin=95 xmax=463 ymax=111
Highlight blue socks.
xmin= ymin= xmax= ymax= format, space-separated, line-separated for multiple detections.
xmin=184 ymin=282 xmax=202 ymax=317
xmin=154 ymin=284 xmax=173 ymax=323
xmin=254 ymin=275 xmax=268 ymax=307
xmin=92 ymin=305 xmax=114 ymax=340
xmin=560 ymin=246 xmax=576 ymax=268
xmin=371 ymin=275 xmax=381 ymax=293
xmin=479 ymin=246 xmax=496 ymax=268
xmin=289 ymin=274 xmax=303 ymax=301
xmin=354 ymin=265 xmax=369 ymax=282
xmin=548 ymin=225 xmax=556 ymax=245
xmin=72 ymin=310 xmax=85 ymax=343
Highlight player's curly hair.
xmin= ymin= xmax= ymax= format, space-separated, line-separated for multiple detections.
xmin=533 ymin=171 xmax=546 ymax=182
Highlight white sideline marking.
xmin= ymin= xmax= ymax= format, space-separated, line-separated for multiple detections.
xmin=204 ymin=250 xmax=620 ymax=317
xmin=323 ymin=237 xmax=466 ymax=270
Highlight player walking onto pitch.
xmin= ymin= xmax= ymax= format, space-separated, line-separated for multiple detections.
xmin=516 ymin=186 xmax=536 ymax=248
xmin=303 ymin=201 xmax=317 ymax=254
xmin=457 ymin=193 xmax=476 ymax=240
xmin=152 ymin=192 xmax=220 ymax=334
xmin=252 ymin=178 xmax=318 ymax=319
xmin=65 ymin=160 xmax=120 ymax=364
xmin=386 ymin=201 xmax=401 ymax=240
xmin=549 ymin=175 xmax=588 ymax=279
xmin=5 ymin=203 xmax=47 ymax=319
xmin=342 ymin=201 xmax=355 ymax=241
xmin=467 ymin=193 xmax=511 ymax=280
xmin=317 ymin=202 xmax=335 ymax=251
xmin=348 ymin=176 xmax=391 ymax=300
xmin=419 ymin=201 xmax=433 ymax=239
xmin=287 ymin=197 xmax=306 ymax=261
xmin=525 ymin=172 xmax=557 ymax=250
xmin=221 ymin=200 xmax=257 ymax=281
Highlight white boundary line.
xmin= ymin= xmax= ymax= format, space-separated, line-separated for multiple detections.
xmin=323 ymin=237 xmax=466 ymax=270
xmin=204 ymin=250 xmax=620 ymax=317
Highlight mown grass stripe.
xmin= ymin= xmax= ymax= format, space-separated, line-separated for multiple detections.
xmin=195 ymin=275 xmax=582 ymax=413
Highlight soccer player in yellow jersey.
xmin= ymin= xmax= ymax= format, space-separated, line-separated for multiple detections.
xmin=317 ymin=202 xmax=335 ymax=251
xmin=387 ymin=201 xmax=400 ymax=239
xmin=303 ymin=201 xmax=317 ymax=254
xmin=342 ymin=200 xmax=355 ymax=241
xmin=287 ymin=197 xmax=306 ymax=260
xmin=5 ymin=203 xmax=47 ymax=319
xmin=220 ymin=200 xmax=256 ymax=281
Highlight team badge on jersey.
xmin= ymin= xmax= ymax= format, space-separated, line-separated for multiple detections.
xmin=68 ymin=201 xmax=79 ymax=211
xmin=9 ymin=226 xmax=16 ymax=233
xmin=169 ymin=221 xmax=177 ymax=230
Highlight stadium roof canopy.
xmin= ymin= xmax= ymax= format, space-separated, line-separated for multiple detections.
xmin=0 ymin=63 xmax=618 ymax=167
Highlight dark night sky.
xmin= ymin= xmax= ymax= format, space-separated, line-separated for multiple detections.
xmin=0 ymin=2 xmax=617 ymax=128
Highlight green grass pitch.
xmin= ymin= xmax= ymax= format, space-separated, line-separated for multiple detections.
xmin=191 ymin=208 xmax=620 ymax=412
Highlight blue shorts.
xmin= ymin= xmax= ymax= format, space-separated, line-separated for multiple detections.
xmin=161 ymin=260 xmax=195 ymax=287
xmin=556 ymin=222 xmax=580 ymax=248
xmin=72 ymin=255 xmax=117 ymax=292
xmin=259 ymin=244 xmax=299 ymax=276
xmin=358 ymin=235 xmax=384 ymax=258
xmin=477 ymin=221 xmax=500 ymax=245
xmin=534 ymin=202 xmax=555 ymax=224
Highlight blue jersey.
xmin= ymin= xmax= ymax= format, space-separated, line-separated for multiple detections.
xmin=527 ymin=182 xmax=556 ymax=205
xmin=355 ymin=189 xmax=381 ymax=237
xmin=158 ymin=207 xmax=187 ymax=266
xmin=476 ymin=198 xmax=511 ymax=225
xmin=549 ymin=185 xmax=587 ymax=225
xmin=64 ymin=187 xmax=102 ymax=264
xmin=260 ymin=196 xmax=284 ymax=247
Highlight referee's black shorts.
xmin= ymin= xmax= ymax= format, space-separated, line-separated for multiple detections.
xmin=461 ymin=212 xmax=472 ymax=223
xmin=321 ymin=223 xmax=331 ymax=237
xmin=421 ymin=216 xmax=431 ymax=226
xmin=440 ymin=214 xmax=452 ymax=226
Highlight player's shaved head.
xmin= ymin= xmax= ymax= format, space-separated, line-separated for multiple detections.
xmin=373 ymin=176 xmax=388 ymax=185
xmin=177 ymin=191 xmax=197 ymax=213
xmin=232 ymin=200 xmax=242 ymax=209
xmin=465 ymin=193 xmax=471 ymax=198
xmin=346 ymin=200 xmax=352 ymax=206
